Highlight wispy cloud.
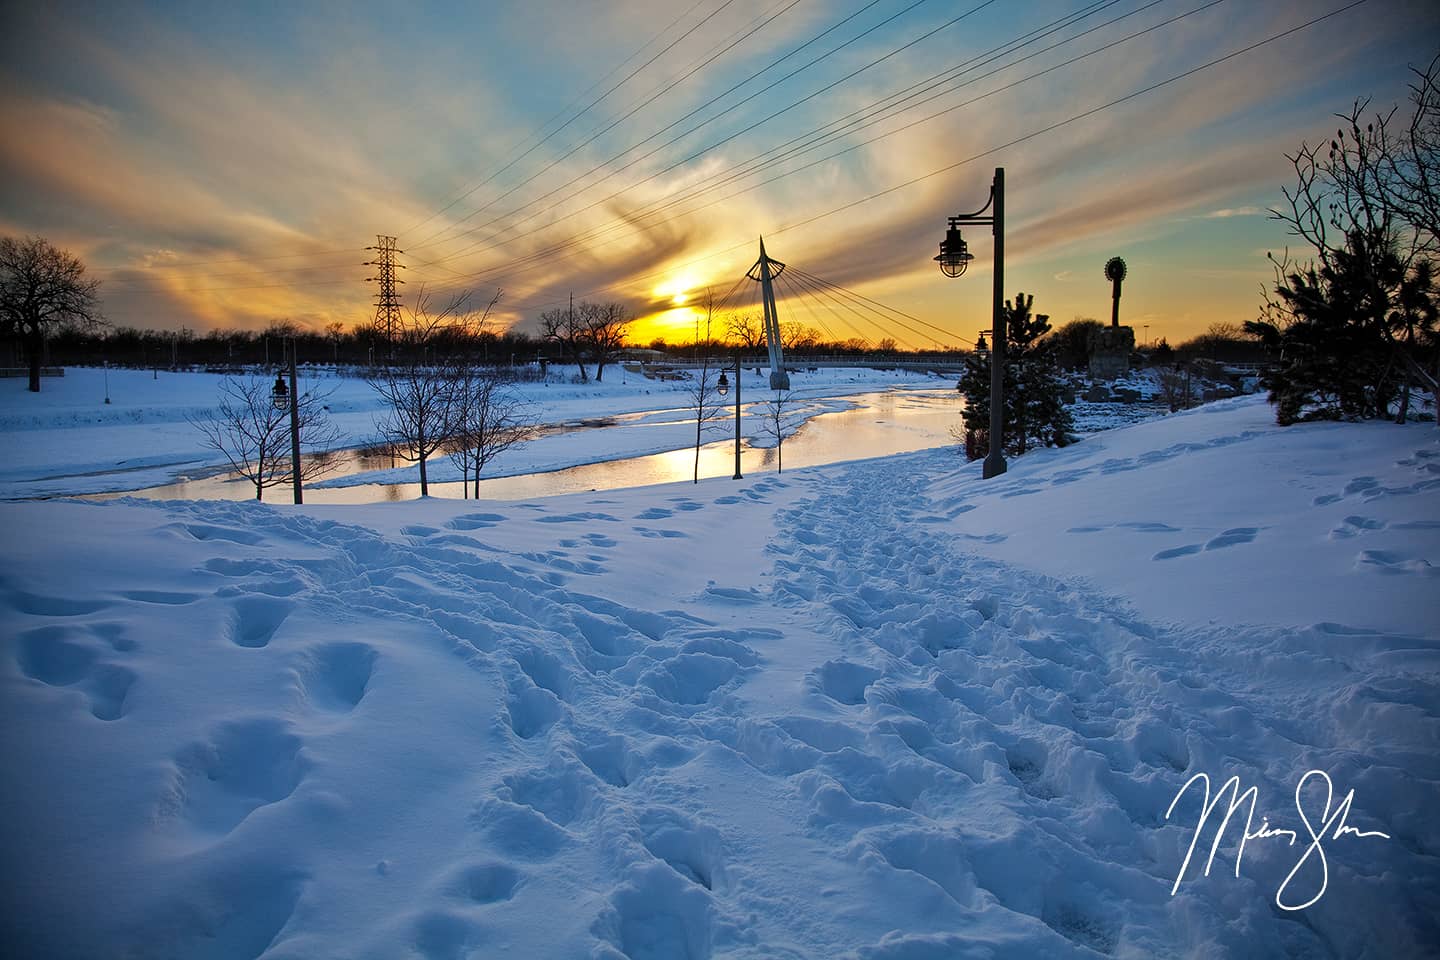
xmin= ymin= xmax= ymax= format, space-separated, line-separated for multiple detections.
xmin=1202 ymin=206 xmax=1264 ymax=219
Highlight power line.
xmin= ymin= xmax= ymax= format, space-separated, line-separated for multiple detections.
xmin=412 ymin=0 xmax=1141 ymax=276
xmin=398 ymin=0 xmax=718 ymax=240
xmin=392 ymin=0 xmax=1226 ymax=294
xmin=408 ymin=0 xmax=775 ymax=251
xmin=102 ymin=2 xmax=1365 ymax=322
xmin=100 ymin=1 xmax=1143 ymax=291
xmin=96 ymin=247 xmax=365 ymax=274
xmin=408 ymin=0 xmax=925 ymax=262
xmin=791 ymin=266 xmax=965 ymax=343
xmin=540 ymin=2 xmax=1369 ymax=311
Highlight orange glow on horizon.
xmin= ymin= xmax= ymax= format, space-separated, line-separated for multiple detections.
xmin=630 ymin=305 xmax=718 ymax=346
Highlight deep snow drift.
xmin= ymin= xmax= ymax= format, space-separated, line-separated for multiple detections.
xmin=1 ymin=396 xmax=1437 ymax=958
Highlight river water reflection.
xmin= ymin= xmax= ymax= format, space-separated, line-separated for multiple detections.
xmin=94 ymin=388 xmax=962 ymax=504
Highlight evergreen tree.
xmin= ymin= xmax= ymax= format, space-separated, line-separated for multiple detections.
xmin=1246 ymin=229 xmax=1432 ymax=424
xmin=958 ymin=292 xmax=1074 ymax=458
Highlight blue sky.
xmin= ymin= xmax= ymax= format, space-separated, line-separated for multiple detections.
xmin=1 ymin=0 xmax=1436 ymax=346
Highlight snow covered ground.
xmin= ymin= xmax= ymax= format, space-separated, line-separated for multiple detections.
xmin=0 ymin=366 xmax=950 ymax=499
xmin=2 ymin=395 xmax=1437 ymax=958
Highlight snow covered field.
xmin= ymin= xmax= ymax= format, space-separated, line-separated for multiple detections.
xmin=2 ymin=394 xmax=1437 ymax=958
xmin=0 ymin=366 xmax=950 ymax=499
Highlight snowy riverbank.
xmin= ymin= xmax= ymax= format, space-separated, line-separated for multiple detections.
xmin=2 ymin=394 xmax=1437 ymax=957
xmin=0 ymin=365 xmax=954 ymax=499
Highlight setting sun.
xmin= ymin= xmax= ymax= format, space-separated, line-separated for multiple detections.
xmin=654 ymin=271 xmax=709 ymax=308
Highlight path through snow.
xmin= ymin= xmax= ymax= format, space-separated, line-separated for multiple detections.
xmin=2 ymin=399 xmax=1437 ymax=958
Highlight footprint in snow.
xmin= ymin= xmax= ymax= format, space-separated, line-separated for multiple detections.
xmin=536 ymin=512 xmax=620 ymax=523
xmin=591 ymin=862 xmax=715 ymax=960
xmin=166 ymin=717 xmax=309 ymax=837
xmin=1152 ymin=529 xmax=1257 ymax=559
xmin=1329 ymin=515 xmax=1386 ymax=540
xmin=171 ymin=522 xmax=266 ymax=545
xmin=228 ymin=596 xmax=293 ymax=648
xmin=633 ymin=526 xmax=687 ymax=539
xmin=118 ymin=589 xmax=201 ymax=605
xmin=500 ymin=763 xmax=595 ymax=827
xmin=810 ymin=659 xmax=881 ymax=706
xmin=297 ymin=642 xmax=376 ymax=713
xmin=15 ymin=625 xmax=136 ymax=721
xmin=453 ymin=862 xmax=522 ymax=904
xmin=638 ymin=807 xmax=728 ymax=892
xmin=5 ymin=587 xmax=109 ymax=617
xmin=1204 ymin=527 xmax=1259 ymax=550
xmin=447 ymin=513 xmax=505 ymax=531
xmin=1357 ymin=549 xmax=1438 ymax=576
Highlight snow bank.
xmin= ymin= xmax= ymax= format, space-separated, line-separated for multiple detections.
xmin=1 ymin=395 xmax=1436 ymax=957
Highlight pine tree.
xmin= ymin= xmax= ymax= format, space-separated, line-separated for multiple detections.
xmin=958 ymin=292 xmax=1075 ymax=458
xmin=1246 ymin=229 xmax=1430 ymax=424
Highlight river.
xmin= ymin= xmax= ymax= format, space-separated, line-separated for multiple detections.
xmin=92 ymin=388 xmax=963 ymax=504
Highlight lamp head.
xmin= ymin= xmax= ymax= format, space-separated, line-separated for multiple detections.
xmin=717 ymin=370 xmax=729 ymax=397
xmin=936 ymin=223 xmax=974 ymax=278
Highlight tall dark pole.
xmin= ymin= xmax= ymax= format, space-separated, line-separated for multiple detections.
xmin=287 ymin=338 xmax=303 ymax=504
xmin=733 ymin=354 xmax=743 ymax=480
xmin=936 ymin=166 xmax=1007 ymax=479
xmin=984 ymin=168 xmax=1007 ymax=479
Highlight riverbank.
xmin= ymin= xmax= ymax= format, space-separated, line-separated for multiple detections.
xmin=0 ymin=365 xmax=952 ymax=499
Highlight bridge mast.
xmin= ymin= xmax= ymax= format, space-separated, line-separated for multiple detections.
xmin=747 ymin=236 xmax=791 ymax=390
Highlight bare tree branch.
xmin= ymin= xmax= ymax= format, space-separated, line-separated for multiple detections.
xmin=190 ymin=375 xmax=341 ymax=500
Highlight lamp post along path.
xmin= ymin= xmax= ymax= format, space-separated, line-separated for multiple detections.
xmin=287 ymin=340 xmax=303 ymax=504
xmin=716 ymin=358 xmax=744 ymax=480
xmin=936 ymin=166 xmax=1007 ymax=479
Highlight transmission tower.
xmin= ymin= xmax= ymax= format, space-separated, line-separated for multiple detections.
xmin=364 ymin=235 xmax=405 ymax=354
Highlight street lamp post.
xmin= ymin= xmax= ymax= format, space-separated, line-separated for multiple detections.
xmin=716 ymin=354 xmax=743 ymax=480
xmin=936 ymin=166 xmax=1006 ymax=479
xmin=271 ymin=340 xmax=303 ymax=504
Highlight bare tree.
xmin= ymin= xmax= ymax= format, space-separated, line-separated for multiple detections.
xmin=191 ymin=375 xmax=341 ymax=501
xmin=686 ymin=289 xmax=728 ymax=483
xmin=1157 ymin=364 xmax=1195 ymax=413
xmin=0 ymin=235 xmax=102 ymax=392
xmin=539 ymin=299 xmax=588 ymax=381
xmin=578 ymin=300 xmax=634 ymax=382
xmin=371 ymin=364 xmax=452 ymax=496
xmin=446 ymin=366 xmax=540 ymax=498
xmin=324 ymin=320 xmax=346 ymax=363
xmin=759 ymin=389 xmax=804 ymax=472
xmin=725 ymin=312 xmax=765 ymax=350
xmin=1383 ymin=53 xmax=1440 ymax=257
xmin=780 ymin=320 xmax=821 ymax=353
xmin=367 ymin=290 xmax=478 ymax=496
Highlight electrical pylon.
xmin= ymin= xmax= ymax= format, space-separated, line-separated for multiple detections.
xmin=364 ymin=235 xmax=405 ymax=354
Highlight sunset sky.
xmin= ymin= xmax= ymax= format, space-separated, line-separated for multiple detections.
xmin=2 ymin=0 xmax=1436 ymax=348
